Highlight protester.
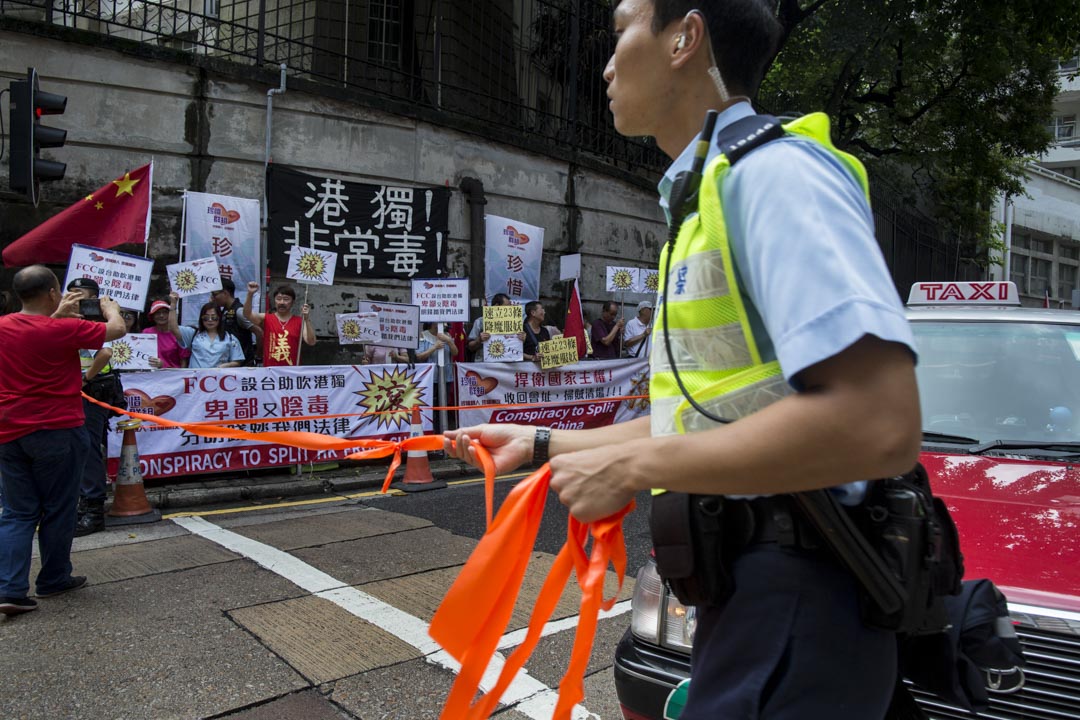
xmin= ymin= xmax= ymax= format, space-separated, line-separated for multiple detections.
xmin=212 ymin=278 xmax=259 ymax=366
xmin=144 ymin=296 xmax=189 ymax=368
xmin=418 ymin=323 xmax=456 ymax=432
xmin=0 ymin=266 xmax=126 ymax=616
xmin=466 ymin=293 xmax=523 ymax=358
xmin=363 ymin=344 xmax=408 ymax=364
xmin=171 ymin=301 xmax=245 ymax=369
xmin=243 ymin=282 xmax=315 ymax=366
xmin=521 ymin=301 xmax=551 ymax=363
xmin=66 ymin=278 xmax=127 ymax=537
xmin=590 ymin=300 xmax=624 ymax=360
xmin=446 ymin=1 xmax=920 ymax=716
xmin=623 ymin=300 xmax=654 ymax=358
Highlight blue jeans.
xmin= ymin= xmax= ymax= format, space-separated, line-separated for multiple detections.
xmin=81 ymin=398 xmax=112 ymax=502
xmin=0 ymin=427 xmax=89 ymax=598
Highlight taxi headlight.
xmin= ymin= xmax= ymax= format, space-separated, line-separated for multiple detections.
xmin=630 ymin=561 xmax=696 ymax=654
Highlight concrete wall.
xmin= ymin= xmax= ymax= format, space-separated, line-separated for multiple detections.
xmin=0 ymin=27 xmax=666 ymax=363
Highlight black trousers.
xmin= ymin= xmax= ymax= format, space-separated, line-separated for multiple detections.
xmin=682 ymin=543 xmax=896 ymax=720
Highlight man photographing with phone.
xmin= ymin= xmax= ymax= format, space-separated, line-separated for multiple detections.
xmin=0 ymin=266 xmax=126 ymax=615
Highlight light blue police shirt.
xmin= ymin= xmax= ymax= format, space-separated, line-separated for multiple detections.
xmin=657 ymin=102 xmax=917 ymax=503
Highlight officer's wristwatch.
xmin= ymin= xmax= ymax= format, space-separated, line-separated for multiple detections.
xmin=532 ymin=427 xmax=551 ymax=466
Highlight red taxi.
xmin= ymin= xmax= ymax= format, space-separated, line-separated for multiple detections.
xmin=614 ymin=281 xmax=1080 ymax=720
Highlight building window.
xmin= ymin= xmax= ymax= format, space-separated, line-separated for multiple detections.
xmin=1061 ymin=264 xmax=1077 ymax=302
xmin=1029 ymin=257 xmax=1051 ymax=296
xmin=1048 ymin=115 xmax=1076 ymax=140
xmin=1060 ymin=166 xmax=1078 ymax=179
xmin=368 ymin=0 xmax=402 ymax=67
xmin=1010 ymin=253 xmax=1028 ymax=291
xmin=1060 ymin=53 xmax=1079 ymax=73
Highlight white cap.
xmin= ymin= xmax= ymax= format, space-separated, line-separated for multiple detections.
xmin=637 ymin=300 xmax=653 ymax=312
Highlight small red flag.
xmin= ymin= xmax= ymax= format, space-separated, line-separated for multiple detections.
xmin=1044 ymin=287 xmax=1051 ymax=309
xmin=2 ymin=162 xmax=153 ymax=267
xmin=564 ymin=279 xmax=587 ymax=360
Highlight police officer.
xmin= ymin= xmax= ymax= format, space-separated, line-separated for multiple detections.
xmin=445 ymin=1 xmax=921 ymax=718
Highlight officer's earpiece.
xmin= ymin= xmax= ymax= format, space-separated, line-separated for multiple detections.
xmin=676 ymin=34 xmax=687 ymax=50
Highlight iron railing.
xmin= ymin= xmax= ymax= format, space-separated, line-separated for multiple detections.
xmin=0 ymin=0 xmax=667 ymax=177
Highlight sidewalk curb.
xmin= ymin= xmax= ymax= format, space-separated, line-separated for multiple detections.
xmin=139 ymin=459 xmax=477 ymax=510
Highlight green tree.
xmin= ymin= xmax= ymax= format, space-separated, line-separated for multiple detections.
xmin=763 ymin=0 xmax=1080 ymax=262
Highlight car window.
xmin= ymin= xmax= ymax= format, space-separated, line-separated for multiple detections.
xmin=912 ymin=320 xmax=1080 ymax=444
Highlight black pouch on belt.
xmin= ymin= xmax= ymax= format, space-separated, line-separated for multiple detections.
xmin=649 ymin=492 xmax=734 ymax=607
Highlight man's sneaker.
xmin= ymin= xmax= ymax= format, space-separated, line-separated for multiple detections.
xmin=36 ymin=575 xmax=87 ymax=598
xmin=0 ymin=597 xmax=39 ymax=616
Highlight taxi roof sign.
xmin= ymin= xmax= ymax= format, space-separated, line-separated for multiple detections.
xmin=907 ymin=281 xmax=1020 ymax=306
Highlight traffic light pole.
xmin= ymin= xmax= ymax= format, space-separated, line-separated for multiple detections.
xmin=7 ymin=67 xmax=67 ymax=207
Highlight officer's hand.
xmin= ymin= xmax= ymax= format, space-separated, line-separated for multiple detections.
xmin=444 ymin=424 xmax=534 ymax=475
xmin=53 ymin=291 xmax=83 ymax=319
xmin=247 ymin=281 xmax=260 ymax=295
xmin=549 ymin=445 xmax=637 ymax=523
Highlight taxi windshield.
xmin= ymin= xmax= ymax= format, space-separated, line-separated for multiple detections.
xmin=912 ymin=320 xmax=1080 ymax=445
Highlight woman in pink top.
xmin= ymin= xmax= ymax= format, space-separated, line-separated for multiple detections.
xmin=144 ymin=296 xmax=190 ymax=368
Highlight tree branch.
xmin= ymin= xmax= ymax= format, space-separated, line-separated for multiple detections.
xmin=848 ymin=138 xmax=903 ymax=158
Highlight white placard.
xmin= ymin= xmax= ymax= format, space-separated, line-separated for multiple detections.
xmin=358 ymin=301 xmax=422 ymax=351
xmin=286 ymin=247 xmax=339 ymax=286
xmin=606 ymin=266 xmax=640 ymax=293
xmin=559 ymin=253 xmax=581 ymax=281
xmin=336 ymin=312 xmax=381 ymax=345
xmin=166 ymin=257 xmax=222 ymax=298
xmin=411 ymin=277 xmax=470 ymax=322
xmin=64 ymin=244 xmax=154 ymax=312
xmin=639 ymin=269 xmax=660 ymax=294
xmin=104 ymin=333 xmax=157 ymax=371
xmin=483 ymin=334 xmax=523 ymax=362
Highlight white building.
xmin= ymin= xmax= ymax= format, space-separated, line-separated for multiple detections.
xmin=992 ymin=54 xmax=1080 ymax=308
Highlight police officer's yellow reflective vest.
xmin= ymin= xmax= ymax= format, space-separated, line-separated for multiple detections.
xmin=649 ymin=113 xmax=870 ymax=439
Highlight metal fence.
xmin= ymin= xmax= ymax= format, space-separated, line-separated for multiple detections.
xmin=0 ymin=0 xmax=667 ymax=176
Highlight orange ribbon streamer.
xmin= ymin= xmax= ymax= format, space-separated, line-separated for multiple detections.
xmin=82 ymin=393 xmax=494 ymax=497
xmin=429 ymin=463 xmax=633 ymax=719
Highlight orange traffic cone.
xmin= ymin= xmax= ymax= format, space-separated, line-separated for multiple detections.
xmin=390 ymin=405 xmax=447 ymax=493
xmin=105 ymin=418 xmax=162 ymax=526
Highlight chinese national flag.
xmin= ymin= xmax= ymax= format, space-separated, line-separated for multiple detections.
xmin=448 ymin=321 xmax=468 ymax=363
xmin=2 ymin=163 xmax=153 ymax=267
xmin=564 ymin=279 xmax=587 ymax=360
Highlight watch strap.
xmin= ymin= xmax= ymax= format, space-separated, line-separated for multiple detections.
xmin=532 ymin=427 xmax=551 ymax=466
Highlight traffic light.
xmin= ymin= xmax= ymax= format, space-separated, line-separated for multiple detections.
xmin=8 ymin=67 xmax=67 ymax=207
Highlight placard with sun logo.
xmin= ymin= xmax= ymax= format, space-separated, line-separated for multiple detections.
xmin=606 ymin=266 xmax=640 ymax=293
xmin=641 ymin=270 xmax=660 ymax=293
xmin=286 ymin=247 xmax=339 ymax=286
xmin=103 ymin=333 xmax=157 ymax=370
xmin=335 ymin=312 xmax=381 ymax=345
xmin=483 ymin=334 xmax=523 ymax=362
xmin=354 ymin=365 xmax=429 ymax=431
xmin=166 ymin=257 xmax=222 ymax=298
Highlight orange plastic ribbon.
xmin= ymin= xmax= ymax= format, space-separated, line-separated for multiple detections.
xmin=82 ymin=393 xmax=494 ymax=496
xmin=429 ymin=464 xmax=633 ymax=719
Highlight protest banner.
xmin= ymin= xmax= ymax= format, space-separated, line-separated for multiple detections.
xmin=539 ymin=336 xmax=579 ymax=369
xmin=411 ymin=278 xmax=469 ymax=322
xmin=181 ymin=191 xmax=260 ymax=326
xmin=483 ymin=335 xmax=523 ymax=363
xmin=358 ymin=301 xmax=422 ymax=350
xmin=336 ymin=312 xmax=381 ymax=344
xmin=286 ymin=246 xmax=339 ymax=286
xmin=482 ymin=305 xmax=523 ymax=335
xmin=64 ymin=244 xmax=154 ymax=311
xmin=267 ymin=165 xmax=450 ymax=281
xmin=455 ymin=357 xmax=650 ymax=430
xmin=606 ymin=266 xmax=640 ymax=293
xmin=105 ymin=364 xmax=436 ymax=480
xmin=105 ymin=333 xmax=158 ymax=371
xmin=167 ymin=257 xmax=222 ymax=298
xmin=484 ymin=214 xmax=544 ymax=303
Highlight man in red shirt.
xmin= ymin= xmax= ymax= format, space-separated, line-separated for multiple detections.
xmin=243 ymin=282 xmax=315 ymax=366
xmin=0 ymin=266 xmax=126 ymax=616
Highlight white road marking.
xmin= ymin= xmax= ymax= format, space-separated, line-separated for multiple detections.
xmin=175 ymin=515 xmax=601 ymax=720
xmin=497 ymin=600 xmax=633 ymax=651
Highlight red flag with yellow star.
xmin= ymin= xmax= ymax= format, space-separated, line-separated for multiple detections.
xmin=2 ymin=162 xmax=152 ymax=267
